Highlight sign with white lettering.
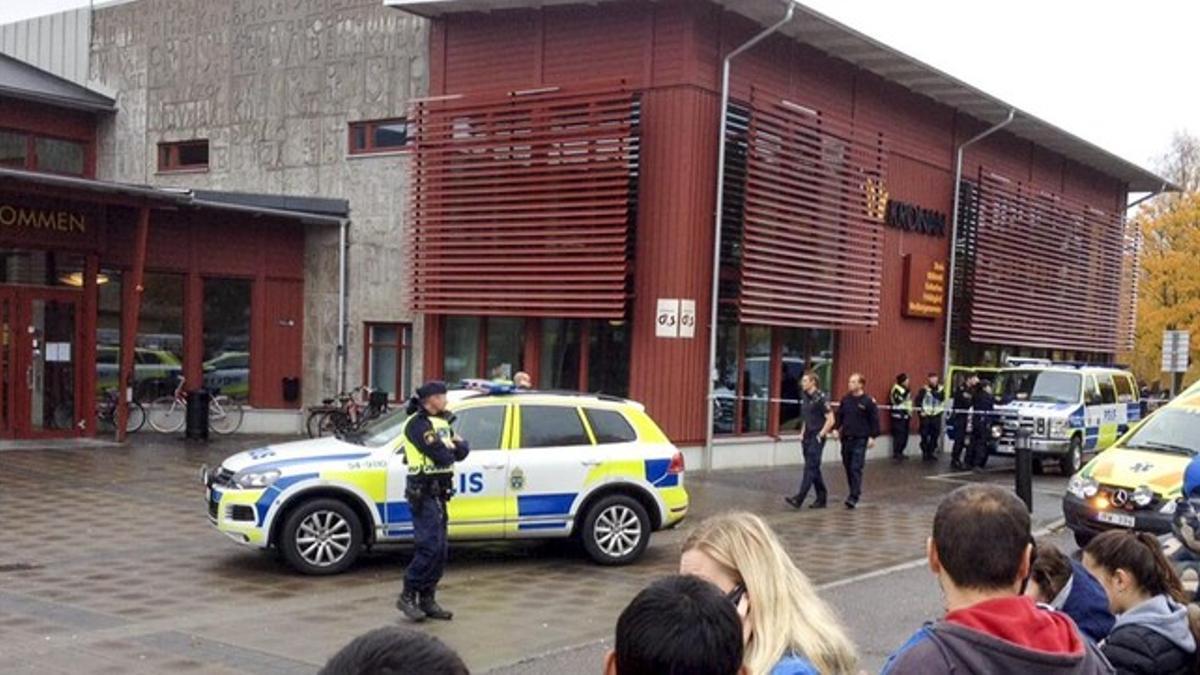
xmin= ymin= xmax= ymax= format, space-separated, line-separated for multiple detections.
xmin=655 ymin=299 xmax=679 ymax=338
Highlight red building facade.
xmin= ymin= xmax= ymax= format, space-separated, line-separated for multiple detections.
xmin=396 ymin=0 xmax=1156 ymax=455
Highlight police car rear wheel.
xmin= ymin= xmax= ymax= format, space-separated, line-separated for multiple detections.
xmin=279 ymin=499 xmax=362 ymax=575
xmin=581 ymin=495 xmax=650 ymax=566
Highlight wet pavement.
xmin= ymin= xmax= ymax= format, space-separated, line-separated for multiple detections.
xmin=0 ymin=435 xmax=1069 ymax=674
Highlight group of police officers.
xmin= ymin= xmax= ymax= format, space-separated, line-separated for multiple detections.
xmin=887 ymin=370 xmax=998 ymax=471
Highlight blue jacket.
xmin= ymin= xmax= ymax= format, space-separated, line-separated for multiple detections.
xmin=770 ymin=653 xmax=818 ymax=675
xmin=1057 ymin=559 xmax=1116 ymax=643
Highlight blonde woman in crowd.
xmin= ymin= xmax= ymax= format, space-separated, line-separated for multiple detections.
xmin=680 ymin=512 xmax=857 ymax=675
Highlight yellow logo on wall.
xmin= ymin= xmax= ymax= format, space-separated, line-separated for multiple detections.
xmin=0 ymin=205 xmax=87 ymax=234
xmin=864 ymin=177 xmax=888 ymax=223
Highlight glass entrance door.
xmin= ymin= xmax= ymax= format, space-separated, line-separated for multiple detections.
xmin=0 ymin=290 xmax=14 ymax=437
xmin=0 ymin=288 xmax=80 ymax=439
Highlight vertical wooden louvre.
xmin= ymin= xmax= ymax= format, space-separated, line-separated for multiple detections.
xmin=408 ymin=84 xmax=640 ymax=318
xmin=964 ymin=169 xmax=1126 ymax=352
xmin=722 ymin=88 xmax=886 ymax=328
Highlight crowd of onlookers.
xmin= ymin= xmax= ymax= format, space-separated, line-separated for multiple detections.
xmin=317 ymin=484 xmax=1200 ymax=675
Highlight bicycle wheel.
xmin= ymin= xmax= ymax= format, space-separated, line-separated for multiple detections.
xmin=209 ymin=395 xmax=244 ymax=435
xmin=148 ymin=396 xmax=186 ymax=433
xmin=126 ymin=401 xmax=147 ymax=434
xmin=305 ymin=410 xmax=327 ymax=438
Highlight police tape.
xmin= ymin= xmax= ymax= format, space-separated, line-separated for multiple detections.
xmin=711 ymin=394 xmax=1013 ymax=417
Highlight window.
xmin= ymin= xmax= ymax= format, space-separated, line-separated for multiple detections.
xmin=1114 ymin=374 xmax=1135 ymax=403
xmin=589 ymin=320 xmax=630 ymax=397
xmin=1096 ymin=373 xmax=1117 ymax=405
xmin=0 ymin=130 xmax=27 ymax=168
xmin=1084 ymin=375 xmax=1102 ymax=406
xmin=158 ymin=140 xmax=209 ymax=172
xmin=365 ymin=323 xmax=412 ymax=401
xmin=444 ymin=316 xmax=481 ymax=384
xmin=519 ymin=405 xmax=589 ymax=448
xmin=136 ymin=273 xmax=184 ymax=400
xmin=34 ymin=137 xmax=85 ymax=175
xmin=455 ymin=405 xmax=506 ymax=451
xmin=349 ymin=118 xmax=411 ymax=154
xmin=485 ymin=317 xmax=524 ymax=380
xmin=584 ymin=408 xmax=636 ymax=444
xmin=540 ymin=319 xmax=582 ymax=390
xmin=741 ymin=326 xmax=770 ymax=434
xmin=712 ymin=321 xmax=739 ymax=434
xmin=778 ymin=328 xmax=833 ymax=432
xmin=202 ymin=278 xmax=252 ymax=401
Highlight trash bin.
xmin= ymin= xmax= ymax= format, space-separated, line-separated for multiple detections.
xmin=282 ymin=377 xmax=300 ymax=403
xmin=186 ymin=389 xmax=210 ymax=441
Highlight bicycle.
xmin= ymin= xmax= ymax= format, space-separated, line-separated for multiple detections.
xmin=148 ymin=376 xmax=245 ymax=435
xmin=305 ymin=386 xmax=388 ymax=438
xmin=95 ymin=388 xmax=146 ymax=434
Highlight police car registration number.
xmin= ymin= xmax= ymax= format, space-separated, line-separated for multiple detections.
xmin=1096 ymin=511 xmax=1135 ymax=528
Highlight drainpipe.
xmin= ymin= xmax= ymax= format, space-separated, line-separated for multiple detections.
xmin=704 ymin=1 xmax=795 ymax=470
xmin=940 ymin=109 xmax=1014 ymax=434
xmin=337 ymin=218 xmax=350 ymax=393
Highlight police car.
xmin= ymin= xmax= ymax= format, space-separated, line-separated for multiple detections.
xmin=202 ymin=384 xmax=689 ymax=574
xmin=991 ymin=362 xmax=1141 ymax=475
xmin=1064 ymin=380 xmax=1200 ymax=547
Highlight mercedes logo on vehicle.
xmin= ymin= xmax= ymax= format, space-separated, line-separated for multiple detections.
xmin=1111 ymin=489 xmax=1129 ymax=507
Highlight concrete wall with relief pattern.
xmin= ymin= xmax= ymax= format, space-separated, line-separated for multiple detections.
xmin=87 ymin=0 xmax=427 ymax=406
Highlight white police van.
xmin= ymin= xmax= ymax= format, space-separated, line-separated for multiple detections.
xmin=992 ymin=361 xmax=1141 ymax=474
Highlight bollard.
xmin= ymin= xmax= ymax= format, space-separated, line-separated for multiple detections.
xmin=1014 ymin=427 xmax=1033 ymax=512
xmin=186 ymin=389 xmax=211 ymax=441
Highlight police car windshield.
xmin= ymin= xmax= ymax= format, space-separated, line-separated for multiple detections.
xmin=995 ymin=370 xmax=1080 ymax=405
xmin=358 ymin=409 xmax=408 ymax=447
xmin=1124 ymin=408 xmax=1200 ymax=456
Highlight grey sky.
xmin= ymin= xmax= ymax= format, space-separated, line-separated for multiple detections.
xmin=2 ymin=0 xmax=1195 ymax=178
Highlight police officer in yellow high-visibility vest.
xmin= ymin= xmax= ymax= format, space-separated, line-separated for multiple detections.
xmin=396 ymin=381 xmax=469 ymax=622
xmin=889 ymin=373 xmax=913 ymax=460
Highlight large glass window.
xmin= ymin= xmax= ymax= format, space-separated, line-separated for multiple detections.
xmin=454 ymin=405 xmax=506 ymax=451
xmin=96 ymin=270 xmax=122 ymax=398
xmin=519 ymin=405 xmax=590 ymax=448
xmin=584 ymin=408 xmax=637 ymax=444
xmin=135 ymin=273 xmax=184 ymax=400
xmin=778 ymin=328 xmax=834 ymax=432
xmin=366 ymin=323 xmax=411 ymax=401
xmin=34 ymin=137 xmax=85 ymax=175
xmin=485 ymin=317 xmax=524 ymax=380
xmin=541 ymin=318 xmax=582 ymax=390
xmin=713 ymin=321 xmax=739 ymax=434
xmin=202 ymin=278 xmax=251 ymax=401
xmin=741 ymin=326 xmax=770 ymax=434
xmin=0 ymin=130 xmax=26 ymax=168
xmin=589 ymin=320 xmax=629 ymax=398
xmin=444 ymin=316 xmax=481 ymax=384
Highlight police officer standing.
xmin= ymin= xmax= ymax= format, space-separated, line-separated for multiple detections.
xmin=396 ymin=381 xmax=470 ymax=622
xmin=785 ymin=371 xmax=834 ymax=510
xmin=969 ymin=380 xmax=996 ymax=472
xmin=915 ymin=372 xmax=946 ymax=462
xmin=949 ymin=371 xmax=978 ymax=471
xmin=889 ymin=373 xmax=913 ymax=461
xmin=832 ymin=373 xmax=880 ymax=509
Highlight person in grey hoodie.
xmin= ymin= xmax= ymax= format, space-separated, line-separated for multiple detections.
xmin=1083 ymin=530 xmax=1200 ymax=675
xmin=882 ymin=485 xmax=1112 ymax=675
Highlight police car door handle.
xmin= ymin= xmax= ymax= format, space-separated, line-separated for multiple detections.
xmin=581 ymin=458 xmax=602 ymax=467
xmin=481 ymin=461 xmax=506 ymax=470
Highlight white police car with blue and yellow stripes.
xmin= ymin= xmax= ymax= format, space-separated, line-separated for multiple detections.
xmin=203 ymin=385 xmax=689 ymax=574
xmin=993 ymin=364 xmax=1141 ymax=475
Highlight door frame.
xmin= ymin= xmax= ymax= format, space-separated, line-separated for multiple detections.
xmin=0 ymin=285 xmax=86 ymax=439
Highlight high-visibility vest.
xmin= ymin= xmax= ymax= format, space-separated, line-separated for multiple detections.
xmin=401 ymin=413 xmax=455 ymax=476
xmin=890 ymin=384 xmax=913 ymax=416
xmin=921 ymin=386 xmax=946 ymax=416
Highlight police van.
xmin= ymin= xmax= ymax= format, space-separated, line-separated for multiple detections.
xmin=202 ymin=384 xmax=689 ymax=574
xmin=992 ymin=361 xmax=1141 ymax=475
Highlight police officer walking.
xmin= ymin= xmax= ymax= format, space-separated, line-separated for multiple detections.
xmin=785 ymin=371 xmax=835 ymax=510
xmin=396 ymin=381 xmax=470 ymax=622
xmin=949 ymin=371 xmax=978 ymax=471
xmin=969 ymin=380 xmax=997 ymax=472
xmin=832 ymin=373 xmax=880 ymax=509
xmin=915 ymin=372 xmax=946 ymax=462
xmin=889 ymin=373 xmax=913 ymax=461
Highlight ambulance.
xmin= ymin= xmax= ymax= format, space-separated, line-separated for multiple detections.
xmin=1064 ymin=380 xmax=1200 ymax=547
xmin=202 ymin=385 xmax=689 ymax=574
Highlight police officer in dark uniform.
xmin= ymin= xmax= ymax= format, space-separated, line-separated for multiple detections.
xmin=832 ymin=373 xmax=880 ymax=509
xmin=889 ymin=373 xmax=913 ymax=461
xmin=396 ymin=381 xmax=469 ymax=622
xmin=969 ymin=380 xmax=996 ymax=471
xmin=950 ymin=371 xmax=978 ymax=471
xmin=785 ymin=371 xmax=835 ymax=510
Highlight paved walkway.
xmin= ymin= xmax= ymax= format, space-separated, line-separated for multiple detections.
xmin=0 ymin=435 xmax=1068 ymax=673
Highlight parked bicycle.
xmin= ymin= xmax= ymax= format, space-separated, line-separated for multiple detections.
xmin=147 ymin=376 xmax=245 ymax=435
xmin=305 ymin=386 xmax=388 ymax=438
xmin=95 ymin=388 xmax=146 ymax=434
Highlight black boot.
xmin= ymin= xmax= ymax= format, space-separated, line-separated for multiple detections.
xmin=396 ymin=589 xmax=426 ymax=622
xmin=419 ymin=591 xmax=453 ymax=621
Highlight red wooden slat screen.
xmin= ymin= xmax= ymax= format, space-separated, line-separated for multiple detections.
xmin=966 ymin=169 xmax=1126 ymax=352
xmin=408 ymin=84 xmax=640 ymax=317
xmin=730 ymin=89 xmax=886 ymax=328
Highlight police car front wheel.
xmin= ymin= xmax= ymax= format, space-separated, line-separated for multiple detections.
xmin=279 ymin=498 xmax=363 ymax=575
xmin=581 ymin=494 xmax=650 ymax=566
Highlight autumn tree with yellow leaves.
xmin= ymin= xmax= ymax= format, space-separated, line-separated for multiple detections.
xmin=1131 ymin=132 xmax=1200 ymax=391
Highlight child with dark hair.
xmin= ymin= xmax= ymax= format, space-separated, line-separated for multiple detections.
xmin=319 ymin=627 xmax=468 ymax=675
xmin=1026 ymin=541 xmax=1115 ymax=642
xmin=1084 ymin=530 xmax=1200 ymax=675
xmin=606 ymin=575 xmax=747 ymax=675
